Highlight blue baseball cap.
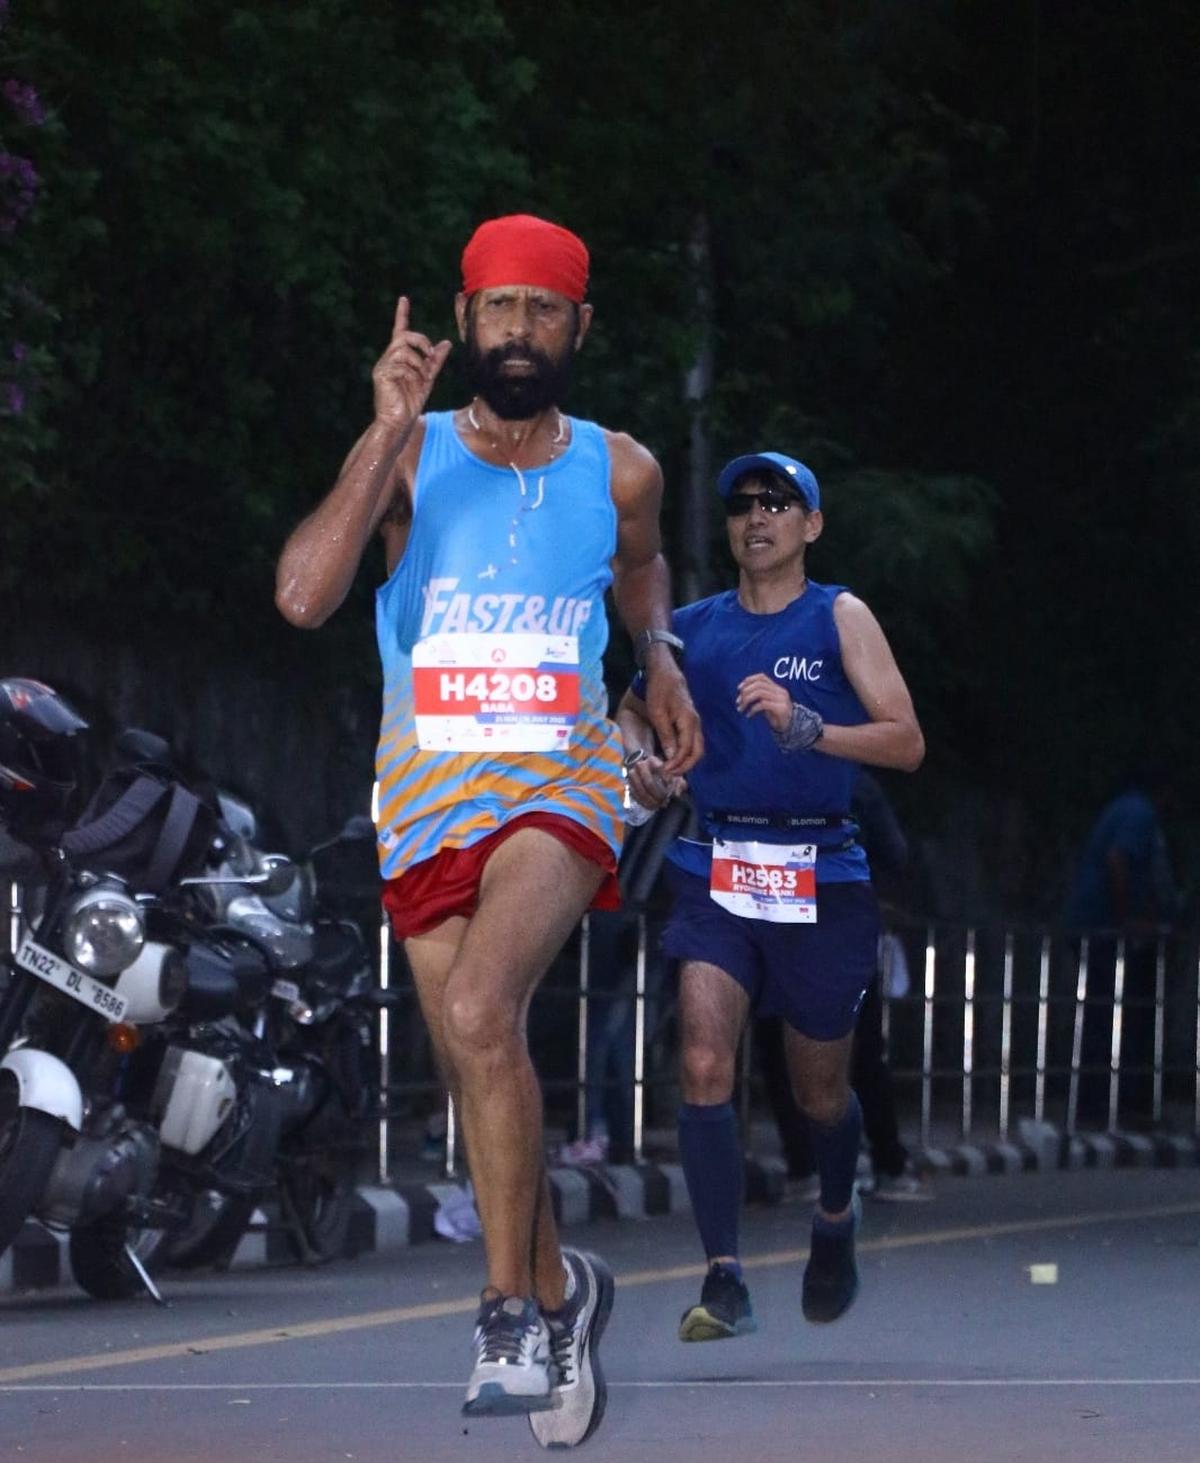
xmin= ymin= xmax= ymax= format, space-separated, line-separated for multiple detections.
xmin=717 ymin=451 xmax=820 ymax=510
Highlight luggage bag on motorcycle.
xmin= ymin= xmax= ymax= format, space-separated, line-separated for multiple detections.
xmin=60 ymin=764 xmax=217 ymax=892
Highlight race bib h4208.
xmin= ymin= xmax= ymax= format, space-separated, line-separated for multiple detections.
xmin=413 ymin=633 xmax=580 ymax=752
xmin=709 ymin=839 xmax=818 ymax=923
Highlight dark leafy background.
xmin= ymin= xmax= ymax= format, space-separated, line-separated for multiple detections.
xmin=2 ymin=0 xmax=1197 ymax=918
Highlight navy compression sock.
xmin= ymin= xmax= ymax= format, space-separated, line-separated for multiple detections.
xmin=810 ymin=1090 xmax=863 ymax=1217
xmin=678 ymin=1101 xmax=744 ymax=1263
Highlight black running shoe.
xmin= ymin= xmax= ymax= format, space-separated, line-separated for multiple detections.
xmin=678 ymin=1263 xmax=757 ymax=1342
xmin=802 ymin=1192 xmax=861 ymax=1324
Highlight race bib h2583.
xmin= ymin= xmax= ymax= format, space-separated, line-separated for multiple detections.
xmin=709 ymin=839 xmax=818 ymax=923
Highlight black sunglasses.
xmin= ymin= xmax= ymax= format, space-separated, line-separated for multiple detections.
xmin=724 ymin=488 xmax=804 ymax=517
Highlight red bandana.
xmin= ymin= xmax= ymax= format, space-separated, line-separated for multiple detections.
xmin=461 ymin=214 xmax=589 ymax=303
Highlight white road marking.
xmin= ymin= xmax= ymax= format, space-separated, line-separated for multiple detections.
xmin=1 ymin=1379 xmax=1200 ymax=1392
xmin=2 ymin=1198 xmax=1198 ymax=1386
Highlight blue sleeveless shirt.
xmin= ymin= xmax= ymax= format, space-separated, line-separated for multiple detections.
xmin=640 ymin=585 xmax=871 ymax=884
xmin=373 ymin=411 xmax=625 ymax=880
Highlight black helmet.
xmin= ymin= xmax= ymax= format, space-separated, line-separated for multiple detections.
xmin=0 ymin=678 xmax=89 ymax=837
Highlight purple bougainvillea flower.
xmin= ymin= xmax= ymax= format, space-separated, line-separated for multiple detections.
xmin=3 ymin=80 xmax=46 ymax=127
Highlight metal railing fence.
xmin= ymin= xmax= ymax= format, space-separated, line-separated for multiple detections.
xmin=373 ymin=911 xmax=1200 ymax=1181
xmin=8 ymin=882 xmax=1198 ymax=1185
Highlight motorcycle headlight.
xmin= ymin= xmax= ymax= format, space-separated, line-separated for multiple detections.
xmin=63 ymin=887 xmax=146 ymax=976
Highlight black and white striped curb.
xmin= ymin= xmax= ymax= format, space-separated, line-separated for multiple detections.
xmin=0 ymin=1158 xmax=787 ymax=1295
xmin=917 ymin=1120 xmax=1200 ymax=1180
xmin=5 ymin=1127 xmax=1197 ymax=1293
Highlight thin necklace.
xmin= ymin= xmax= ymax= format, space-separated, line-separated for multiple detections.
xmin=467 ymin=400 xmax=567 ymax=453
xmin=464 ymin=400 xmax=568 ymax=566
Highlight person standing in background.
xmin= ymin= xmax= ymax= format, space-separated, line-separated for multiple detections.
xmin=1064 ymin=766 xmax=1179 ymax=1125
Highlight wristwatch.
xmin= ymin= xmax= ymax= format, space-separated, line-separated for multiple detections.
xmin=633 ymin=628 xmax=685 ymax=671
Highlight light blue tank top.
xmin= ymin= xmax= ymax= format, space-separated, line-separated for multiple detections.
xmin=373 ymin=411 xmax=625 ymax=879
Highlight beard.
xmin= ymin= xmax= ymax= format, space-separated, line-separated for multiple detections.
xmin=463 ymin=326 xmax=575 ymax=420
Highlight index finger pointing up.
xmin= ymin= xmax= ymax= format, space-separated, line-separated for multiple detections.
xmin=391 ymin=295 xmax=410 ymax=341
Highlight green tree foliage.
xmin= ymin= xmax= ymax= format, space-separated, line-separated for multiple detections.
xmin=0 ymin=0 xmax=70 ymax=510
xmin=497 ymin=0 xmax=999 ymax=729
xmin=6 ymin=0 xmax=1002 ymax=652
xmin=5 ymin=0 xmax=532 ymax=640
xmin=3 ymin=0 xmax=1196 ymax=909
xmin=879 ymin=0 xmax=1200 ymax=824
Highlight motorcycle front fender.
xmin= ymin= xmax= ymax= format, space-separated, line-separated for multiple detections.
xmin=0 ymin=1048 xmax=84 ymax=1132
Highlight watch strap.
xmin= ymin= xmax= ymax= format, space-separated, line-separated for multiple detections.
xmin=633 ymin=628 xmax=685 ymax=670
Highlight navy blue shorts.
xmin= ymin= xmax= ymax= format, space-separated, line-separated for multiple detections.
xmin=660 ymin=866 xmax=879 ymax=1041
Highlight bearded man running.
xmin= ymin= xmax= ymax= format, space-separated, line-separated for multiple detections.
xmin=276 ymin=214 xmax=701 ymax=1448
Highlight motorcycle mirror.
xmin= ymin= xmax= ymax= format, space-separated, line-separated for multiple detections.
xmin=115 ymin=727 xmax=172 ymax=765
xmin=258 ymin=853 xmax=298 ymax=898
xmin=178 ymin=855 xmax=297 ymax=895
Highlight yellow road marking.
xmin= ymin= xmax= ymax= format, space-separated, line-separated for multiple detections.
xmin=1 ymin=1198 xmax=1197 ymax=1386
xmin=620 ymin=1198 xmax=1200 ymax=1284
xmin=0 ymin=1296 xmax=474 ymax=1384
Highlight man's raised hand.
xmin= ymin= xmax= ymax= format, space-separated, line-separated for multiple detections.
xmin=372 ymin=296 xmax=452 ymax=432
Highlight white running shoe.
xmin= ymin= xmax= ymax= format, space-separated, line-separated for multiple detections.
xmin=870 ymin=1161 xmax=934 ymax=1202
xmin=462 ymin=1294 xmax=554 ymax=1416
xmin=528 ymin=1248 xmax=615 ymax=1449
xmin=555 ymin=1134 xmax=610 ymax=1167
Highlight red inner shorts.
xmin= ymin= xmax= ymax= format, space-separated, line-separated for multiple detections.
xmin=381 ymin=811 xmax=620 ymax=941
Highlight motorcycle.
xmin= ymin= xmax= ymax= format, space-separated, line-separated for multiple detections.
xmin=0 ymin=682 xmax=274 ymax=1297
xmin=141 ymin=799 xmax=385 ymax=1274
xmin=0 ymin=682 xmax=384 ymax=1299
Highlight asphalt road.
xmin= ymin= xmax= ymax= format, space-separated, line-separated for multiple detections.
xmin=1 ymin=1167 xmax=1198 ymax=1463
